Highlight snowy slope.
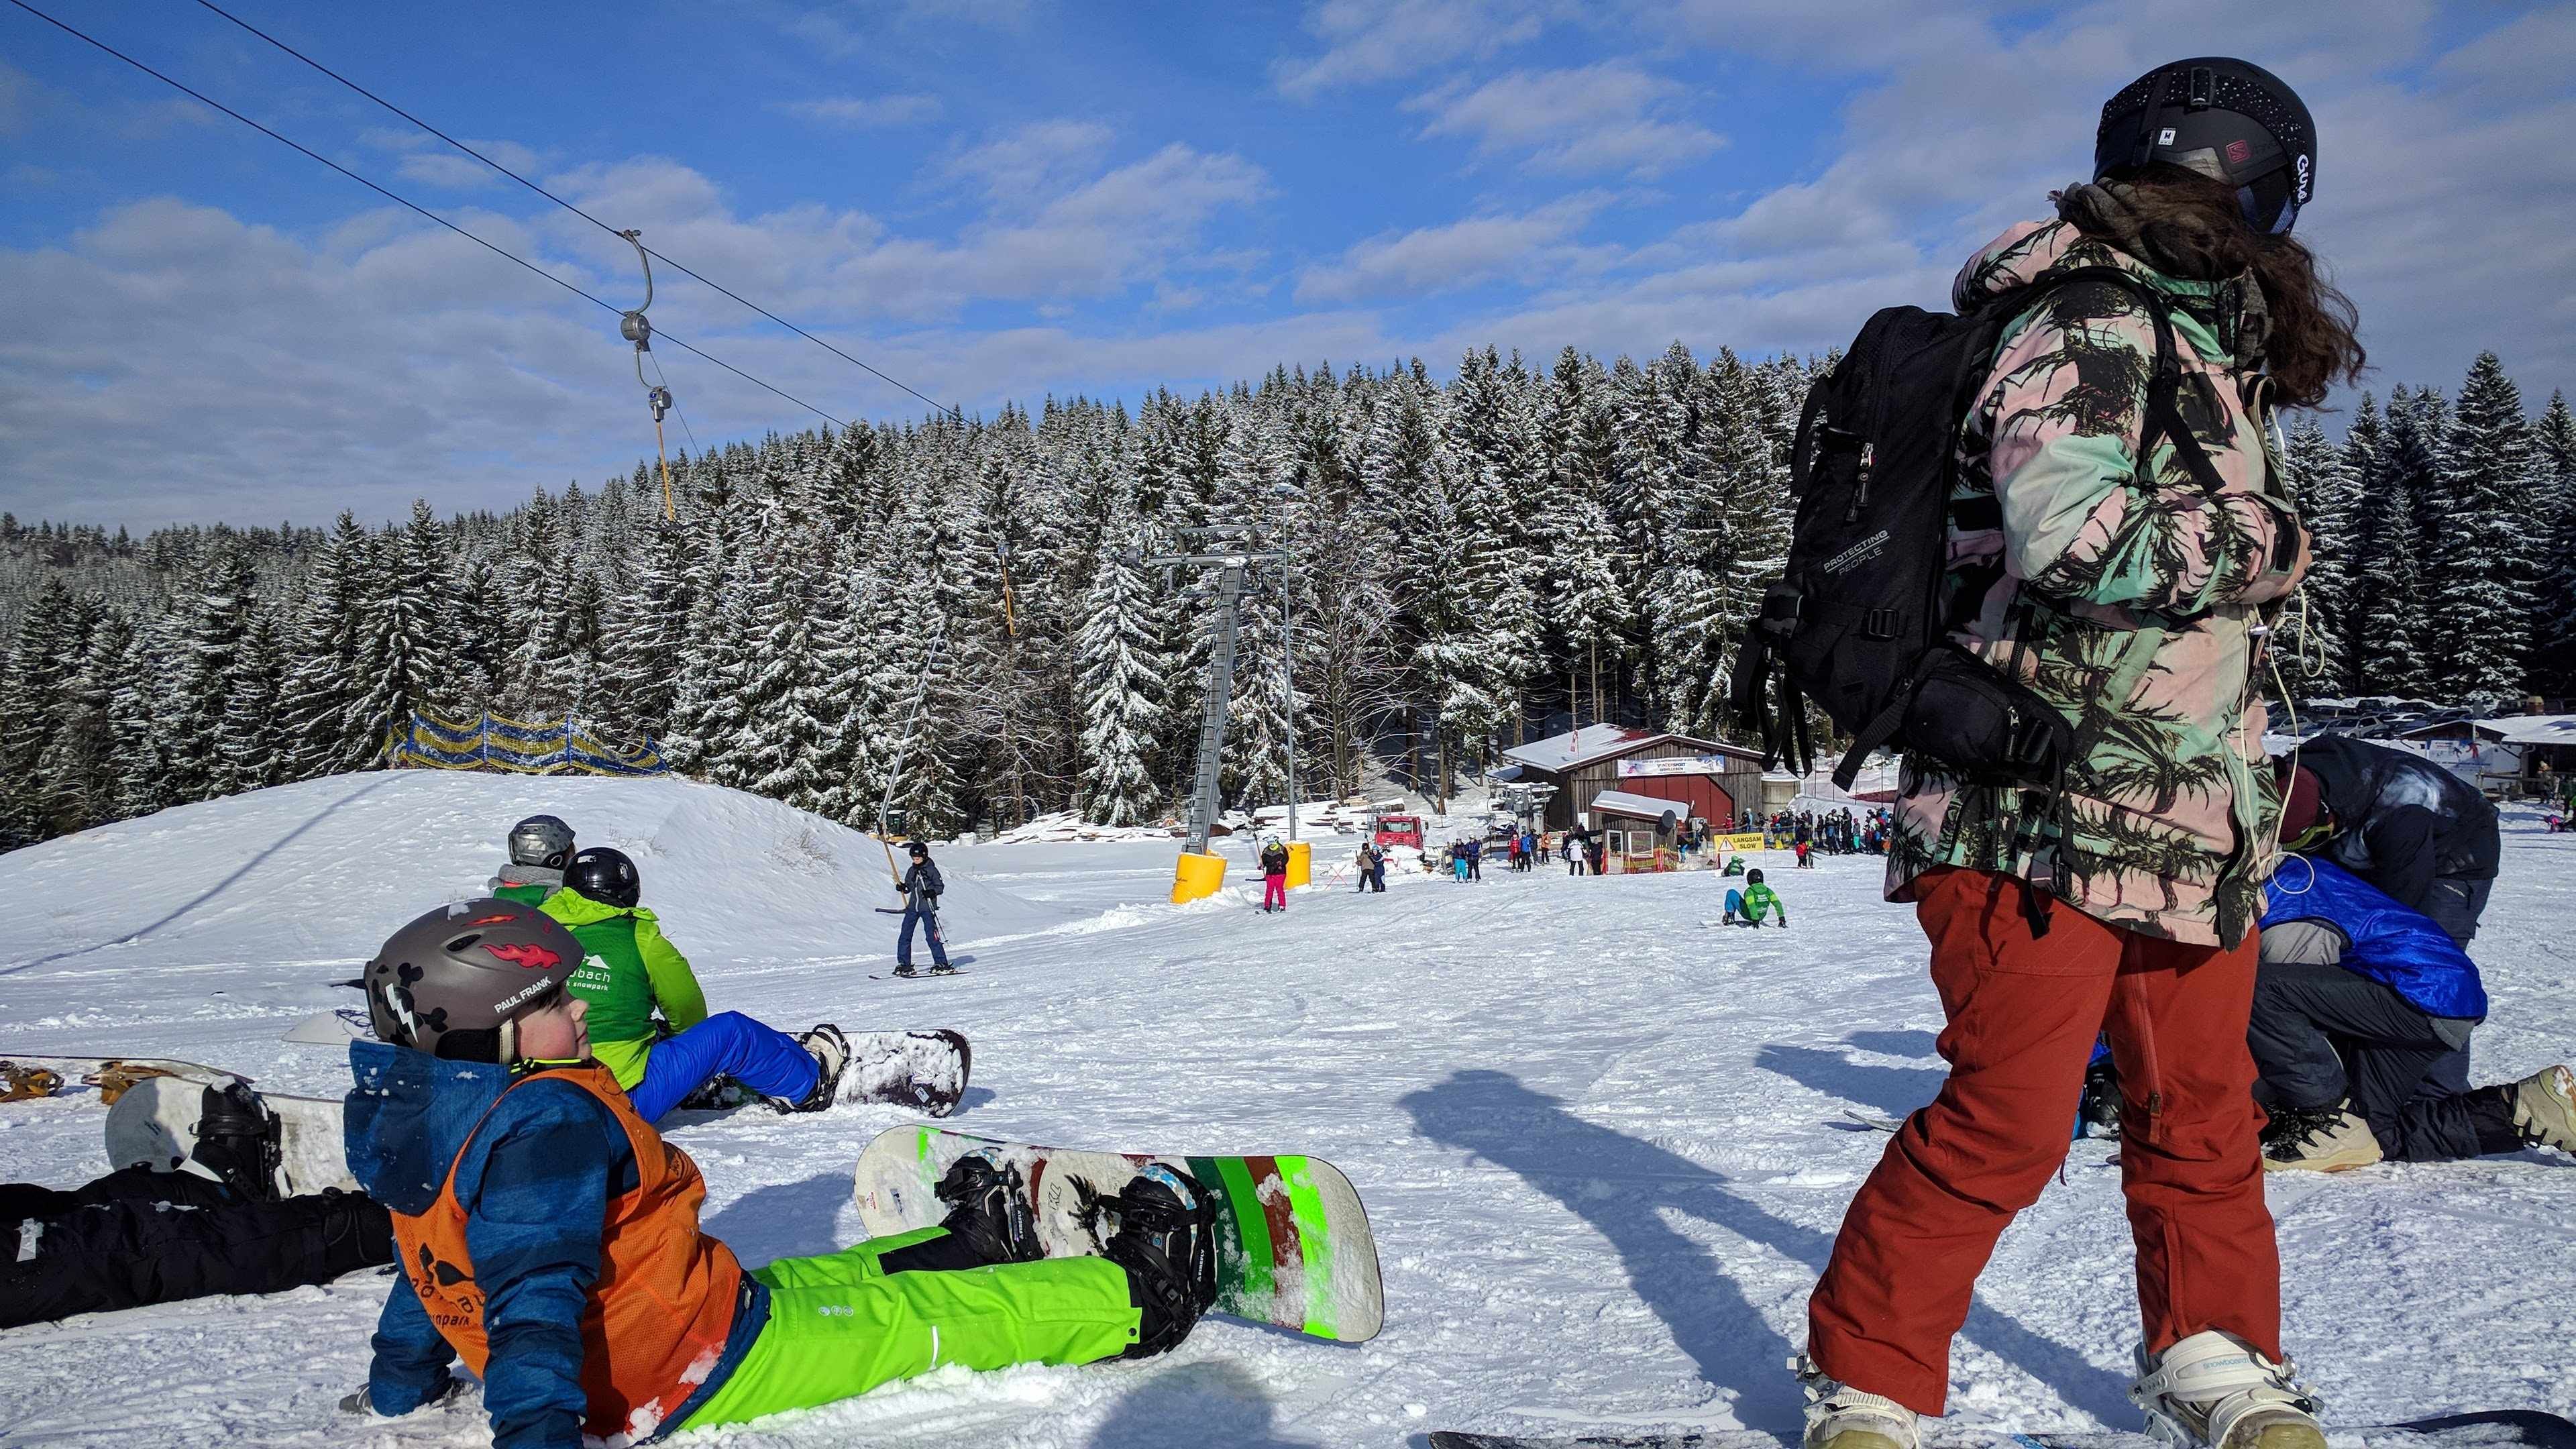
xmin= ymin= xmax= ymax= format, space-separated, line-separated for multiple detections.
xmin=0 ymin=781 xmax=2571 ymax=1448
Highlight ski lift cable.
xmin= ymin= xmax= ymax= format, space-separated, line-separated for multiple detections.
xmin=191 ymin=0 xmax=964 ymax=423
xmin=3 ymin=0 xmax=845 ymax=430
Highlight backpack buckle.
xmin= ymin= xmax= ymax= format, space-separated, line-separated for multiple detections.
xmin=1861 ymin=608 xmax=1900 ymax=640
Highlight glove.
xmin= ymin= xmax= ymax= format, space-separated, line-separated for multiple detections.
xmin=341 ymin=1373 xmax=466 ymax=1417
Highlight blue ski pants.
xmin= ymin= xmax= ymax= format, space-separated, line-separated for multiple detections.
xmin=629 ymin=1011 xmax=820 ymax=1122
xmin=899 ymin=906 xmax=949 ymax=969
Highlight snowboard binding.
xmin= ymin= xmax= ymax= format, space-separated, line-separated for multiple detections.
xmin=933 ymin=1150 xmax=1042 ymax=1266
xmin=1105 ymin=1165 xmax=1219 ymax=1359
xmin=192 ymin=1080 xmax=284 ymax=1203
xmin=787 ymin=1024 xmax=851 ymax=1114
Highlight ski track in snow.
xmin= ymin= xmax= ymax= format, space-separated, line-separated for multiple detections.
xmin=0 ymin=772 xmax=2570 ymax=1447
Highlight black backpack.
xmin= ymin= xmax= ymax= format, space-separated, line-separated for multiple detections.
xmin=1728 ymin=265 xmax=2225 ymax=793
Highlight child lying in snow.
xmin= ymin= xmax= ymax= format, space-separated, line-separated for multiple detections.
xmin=341 ymin=898 xmax=1216 ymax=1449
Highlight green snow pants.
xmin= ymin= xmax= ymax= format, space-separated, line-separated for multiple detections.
xmin=678 ymin=1226 xmax=1142 ymax=1430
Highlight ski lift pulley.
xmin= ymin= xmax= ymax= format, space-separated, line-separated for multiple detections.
xmin=619 ymin=229 xmax=678 ymax=523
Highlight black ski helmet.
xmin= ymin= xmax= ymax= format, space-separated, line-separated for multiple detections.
xmin=2095 ymin=57 xmax=2314 ymax=234
xmin=366 ymin=898 xmax=580 ymax=1062
xmin=507 ymin=814 xmax=577 ymax=870
xmin=906 ymin=841 xmax=929 ymax=859
xmin=565 ymin=846 xmax=642 ymax=909
xmin=1747 ymin=867 xmax=1766 ymax=885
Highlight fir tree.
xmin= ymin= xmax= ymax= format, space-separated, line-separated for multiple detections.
xmin=2429 ymin=354 xmax=2536 ymax=705
xmin=2279 ymin=418 xmax=2359 ymax=699
xmin=2531 ymin=390 xmax=2576 ymax=697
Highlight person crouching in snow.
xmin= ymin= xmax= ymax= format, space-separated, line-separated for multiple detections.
xmin=343 ymin=899 xmax=1218 ymax=1448
xmin=1723 ymin=867 xmax=1788 ymax=928
xmin=489 ymin=814 xmax=576 ymax=904
xmin=1259 ymin=836 xmax=1290 ymax=912
xmin=2251 ymin=855 xmax=2574 ymax=1172
xmin=543 ymin=846 xmax=848 ymax=1120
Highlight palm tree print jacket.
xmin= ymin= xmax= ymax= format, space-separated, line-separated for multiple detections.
xmin=1884 ymin=216 xmax=2312 ymax=947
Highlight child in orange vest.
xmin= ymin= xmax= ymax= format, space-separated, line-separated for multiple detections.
xmin=339 ymin=898 xmax=1215 ymax=1449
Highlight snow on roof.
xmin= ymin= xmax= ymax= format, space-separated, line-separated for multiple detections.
xmin=1502 ymin=727 xmax=1756 ymax=773
xmin=2475 ymin=714 xmax=2576 ymax=746
xmin=1589 ymin=790 xmax=1686 ymax=821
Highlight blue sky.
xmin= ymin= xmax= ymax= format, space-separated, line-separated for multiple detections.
xmin=2 ymin=0 xmax=2571 ymax=527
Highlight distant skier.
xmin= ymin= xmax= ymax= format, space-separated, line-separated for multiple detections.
xmin=2251 ymin=855 xmax=2573 ymax=1171
xmin=1259 ymin=837 xmax=1290 ymax=913
xmin=1723 ymin=867 xmax=1788 ymax=928
xmin=896 ymin=841 xmax=953 ymax=973
xmin=543 ymin=846 xmax=847 ymax=1120
xmin=341 ymin=900 xmax=1219 ymax=1444
xmin=1466 ymin=837 xmax=1483 ymax=881
xmin=1794 ymin=838 xmax=1815 ymax=869
xmin=1355 ymin=841 xmax=1386 ymax=894
xmin=487 ymin=814 xmax=575 ymax=904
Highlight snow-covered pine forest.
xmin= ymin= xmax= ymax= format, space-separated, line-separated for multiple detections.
xmin=3 ymin=344 xmax=2573 ymax=855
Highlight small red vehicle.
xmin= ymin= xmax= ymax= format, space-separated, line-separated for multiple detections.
xmin=1371 ymin=813 xmax=1424 ymax=849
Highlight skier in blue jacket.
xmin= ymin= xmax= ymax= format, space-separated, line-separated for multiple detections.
xmin=2250 ymin=855 xmax=2573 ymax=1171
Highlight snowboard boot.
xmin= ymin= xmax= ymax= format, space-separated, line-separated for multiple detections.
xmin=932 ymin=1150 xmax=1042 ymax=1266
xmin=2259 ymin=1102 xmax=2381 ymax=1173
xmin=930 ymin=962 xmax=959 ymax=976
xmin=1792 ymin=1354 xmax=1921 ymax=1449
xmin=788 ymin=1024 xmax=850 ymax=1113
xmin=1104 ymin=1165 xmax=1218 ymax=1360
xmin=0 ymin=1062 xmax=64 ymax=1102
xmin=2129 ymin=1330 xmax=2324 ymax=1449
xmin=192 ymin=1080 xmax=284 ymax=1202
xmin=2080 ymin=1055 xmax=2123 ymax=1138
xmin=2508 ymin=1064 xmax=2576 ymax=1154
xmin=892 ymin=965 xmax=920 ymax=979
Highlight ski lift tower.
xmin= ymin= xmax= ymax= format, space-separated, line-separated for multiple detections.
xmin=1139 ymin=525 xmax=1297 ymax=902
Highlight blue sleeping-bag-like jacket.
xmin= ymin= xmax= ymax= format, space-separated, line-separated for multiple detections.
xmin=2259 ymin=855 xmax=2487 ymax=1021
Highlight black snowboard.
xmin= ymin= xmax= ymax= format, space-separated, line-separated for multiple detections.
xmin=1428 ymin=1412 xmax=2576 ymax=1449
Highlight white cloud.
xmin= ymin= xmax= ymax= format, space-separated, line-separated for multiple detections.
xmin=1295 ymin=194 xmax=1617 ymax=303
xmin=1274 ymin=0 xmax=1560 ymax=97
xmin=1406 ymin=63 xmax=1723 ymax=176
xmin=774 ymin=94 xmax=946 ymax=127
xmin=947 ymin=120 xmax=1118 ymax=205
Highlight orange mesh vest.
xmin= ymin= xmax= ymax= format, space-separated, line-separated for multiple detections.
xmin=390 ymin=1064 xmax=744 ymax=1444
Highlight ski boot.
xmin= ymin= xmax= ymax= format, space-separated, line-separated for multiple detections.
xmin=2130 ymin=1330 xmax=2325 ymax=1449
xmin=2259 ymin=1102 xmax=2381 ymax=1173
xmin=787 ymin=1024 xmax=850 ymax=1113
xmin=193 ymin=1079 xmax=284 ymax=1202
xmin=1792 ymin=1354 xmax=1921 ymax=1449
xmin=2508 ymin=1064 xmax=2576 ymax=1154
xmin=1104 ymin=1165 xmax=1218 ymax=1359
xmin=932 ymin=1150 xmax=1042 ymax=1266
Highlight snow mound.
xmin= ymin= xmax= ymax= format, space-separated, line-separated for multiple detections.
xmin=0 ymin=771 xmax=1075 ymax=995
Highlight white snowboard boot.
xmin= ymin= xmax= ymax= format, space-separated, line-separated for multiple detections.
xmin=2509 ymin=1065 xmax=2576 ymax=1154
xmin=2259 ymin=1102 xmax=2382 ymax=1173
xmin=2131 ymin=1330 xmax=2324 ymax=1449
xmin=786 ymin=1024 xmax=851 ymax=1113
xmin=1792 ymin=1354 xmax=1921 ymax=1449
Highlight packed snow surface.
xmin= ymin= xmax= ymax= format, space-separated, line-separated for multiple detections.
xmin=0 ymin=773 xmax=2570 ymax=1448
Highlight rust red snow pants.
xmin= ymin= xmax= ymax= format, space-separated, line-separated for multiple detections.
xmin=1805 ymin=867 xmax=2279 ymax=1415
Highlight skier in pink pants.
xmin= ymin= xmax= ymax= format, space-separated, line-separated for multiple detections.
xmin=1258 ymin=837 xmax=1289 ymax=913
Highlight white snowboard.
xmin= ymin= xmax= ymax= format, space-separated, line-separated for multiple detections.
xmin=103 ymin=1075 xmax=356 ymax=1197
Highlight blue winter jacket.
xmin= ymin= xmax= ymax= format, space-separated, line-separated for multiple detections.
xmin=2259 ymin=856 xmax=2487 ymax=1020
xmin=344 ymin=1041 xmax=766 ymax=1449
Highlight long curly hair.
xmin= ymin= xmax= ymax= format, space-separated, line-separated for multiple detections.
xmin=2068 ymin=162 xmax=2365 ymax=409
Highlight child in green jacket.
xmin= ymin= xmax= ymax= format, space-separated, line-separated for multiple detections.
xmin=541 ymin=847 xmax=847 ymax=1120
xmin=1723 ymin=868 xmax=1789 ymax=928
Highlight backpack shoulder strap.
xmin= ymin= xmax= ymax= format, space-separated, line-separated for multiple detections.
xmin=1997 ymin=264 xmax=2228 ymax=495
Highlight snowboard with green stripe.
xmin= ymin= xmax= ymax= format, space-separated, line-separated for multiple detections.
xmin=851 ymin=1124 xmax=1384 ymax=1342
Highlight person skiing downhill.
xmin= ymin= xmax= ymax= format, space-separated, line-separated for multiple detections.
xmin=1797 ymin=58 xmax=2359 ymax=1449
xmin=341 ymin=899 xmax=1218 ymax=1448
xmin=542 ymin=847 xmax=847 ymax=1120
xmin=488 ymin=815 xmax=575 ymax=904
xmin=895 ymin=841 xmax=951 ymax=975
xmin=1259 ymin=836 xmax=1290 ymax=913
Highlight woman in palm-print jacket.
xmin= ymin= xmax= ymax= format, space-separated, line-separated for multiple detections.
xmin=1801 ymin=56 xmax=2369 ymax=1449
